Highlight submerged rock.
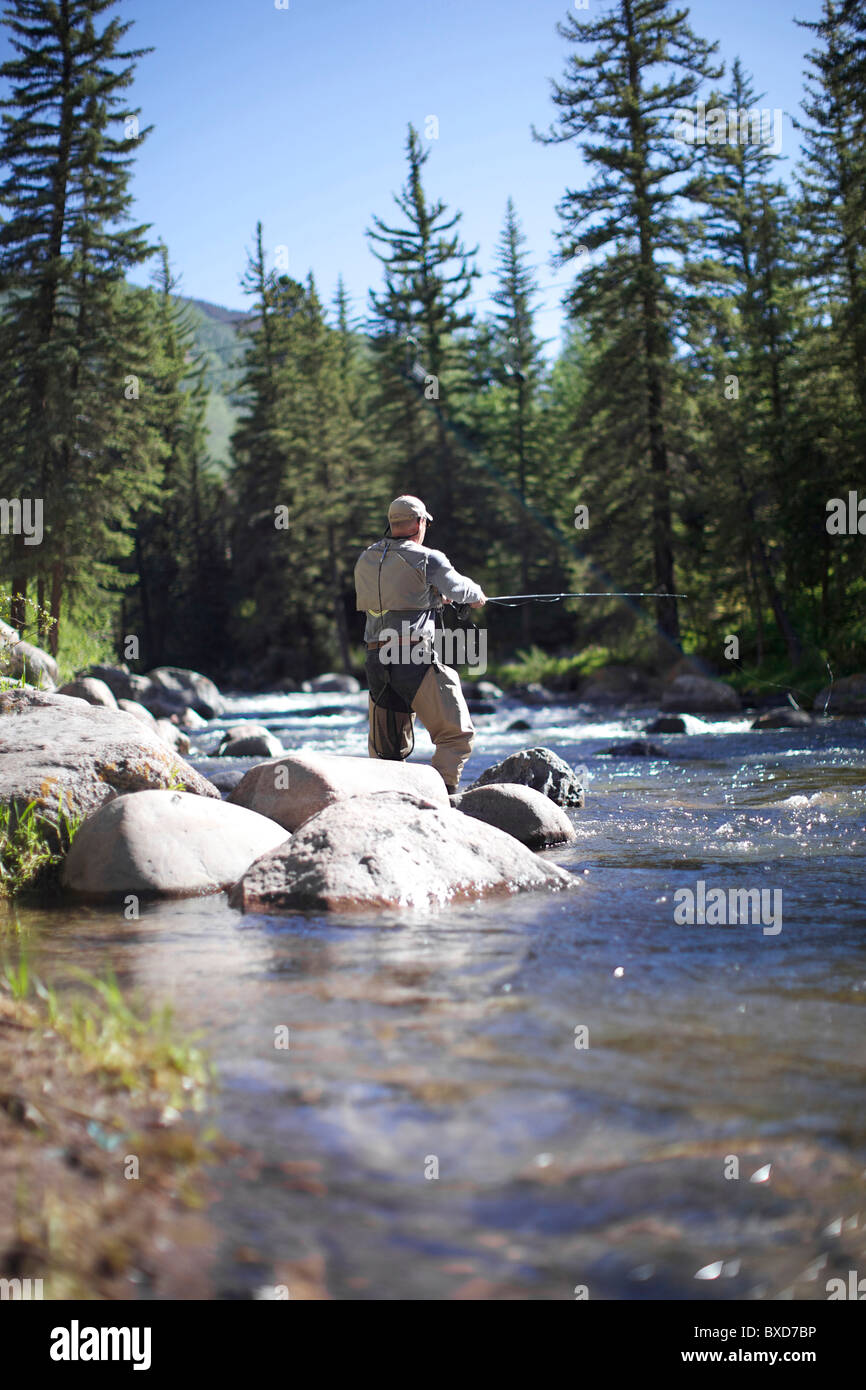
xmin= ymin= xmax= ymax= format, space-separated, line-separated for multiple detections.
xmin=646 ymin=715 xmax=687 ymax=734
xmin=507 ymin=719 xmax=532 ymax=732
xmin=661 ymin=674 xmax=740 ymax=713
xmin=0 ymin=688 xmax=218 ymax=823
xmin=228 ymin=750 xmax=448 ymax=832
xmin=751 ymin=707 xmax=813 ymax=730
xmin=62 ymin=790 xmax=288 ymax=899
xmin=470 ymin=746 xmax=585 ymax=808
xmin=452 ymin=783 xmax=577 ymax=849
xmin=600 ymin=740 xmax=668 ymax=758
xmin=229 ymin=790 xmax=576 ymax=913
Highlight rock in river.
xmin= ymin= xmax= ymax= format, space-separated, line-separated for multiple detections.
xmin=145 ymin=666 xmax=225 ymax=718
xmin=451 ymin=783 xmax=577 ymax=849
xmin=229 ymin=790 xmax=576 ymax=913
xmin=62 ymin=790 xmax=289 ymax=899
xmin=751 ymin=707 xmax=813 ymax=730
xmin=661 ymin=674 xmax=740 ymax=714
xmin=813 ymin=672 xmax=866 ymax=715
xmin=228 ymin=750 xmax=448 ymax=832
xmin=0 ymin=688 xmax=218 ymax=823
xmin=470 ymin=746 xmax=585 ymax=808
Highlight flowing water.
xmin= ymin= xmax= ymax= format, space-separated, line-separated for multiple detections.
xmin=4 ymin=691 xmax=866 ymax=1300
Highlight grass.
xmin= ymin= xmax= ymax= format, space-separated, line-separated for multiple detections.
xmin=482 ymin=642 xmax=625 ymax=691
xmin=2 ymin=961 xmax=211 ymax=1113
xmin=0 ymin=795 xmax=82 ymax=899
xmin=0 ymin=962 xmax=216 ymax=1298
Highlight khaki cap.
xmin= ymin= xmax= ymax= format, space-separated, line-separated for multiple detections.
xmin=388 ymin=494 xmax=433 ymax=526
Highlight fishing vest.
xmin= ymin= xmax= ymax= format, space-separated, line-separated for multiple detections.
xmin=354 ymin=539 xmax=432 ymax=615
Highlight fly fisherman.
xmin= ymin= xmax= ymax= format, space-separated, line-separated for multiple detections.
xmin=354 ymin=494 xmax=486 ymax=794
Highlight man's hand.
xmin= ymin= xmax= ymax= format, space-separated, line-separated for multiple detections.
xmin=470 ymin=594 xmax=487 ymax=608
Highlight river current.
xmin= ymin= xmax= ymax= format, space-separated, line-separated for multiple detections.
xmin=6 ymin=691 xmax=866 ymax=1300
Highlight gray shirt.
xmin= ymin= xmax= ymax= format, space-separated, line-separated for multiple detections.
xmin=357 ymin=538 xmax=485 ymax=643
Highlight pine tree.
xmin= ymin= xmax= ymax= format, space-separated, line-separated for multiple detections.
xmin=367 ymin=124 xmax=479 ymax=551
xmin=536 ymin=0 xmax=722 ymax=656
xmin=0 ymin=0 xmax=158 ymax=651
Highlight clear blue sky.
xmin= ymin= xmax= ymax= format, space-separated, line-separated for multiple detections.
xmin=1 ymin=0 xmax=822 ymax=351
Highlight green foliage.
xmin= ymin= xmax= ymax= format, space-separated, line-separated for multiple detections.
xmin=0 ymin=796 xmax=82 ymax=898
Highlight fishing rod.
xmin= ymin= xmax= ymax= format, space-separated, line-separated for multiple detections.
xmin=449 ymin=590 xmax=688 ymax=621
xmin=485 ymin=591 xmax=690 ymax=605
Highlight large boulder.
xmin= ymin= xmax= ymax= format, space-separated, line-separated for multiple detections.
xmin=0 ymin=620 xmax=58 ymax=689
xmin=229 ymin=790 xmax=576 ymax=913
xmin=813 ymin=673 xmax=866 ymax=715
xmin=144 ymin=666 xmax=225 ymax=718
xmin=228 ymin=750 xmax=448 ymax=832
xmin=751 ymin=707 xmax=813 ymax=730
xmin=0 ymin=688 xmax=218 ymax=824
xmin=58 ymin=677 xmax=118 ymax=709
xmin=301 ymin=673 xmax=361 ymax=695
xmin=62 ymin=790 xmax=289 ymax=899
xmin=470 ymin=746 xmax=585 ymax=809
xmin=660 ymin=674 xmax=740 ymax=714
xmin=451 ymin=783 xmax=577 ymax=850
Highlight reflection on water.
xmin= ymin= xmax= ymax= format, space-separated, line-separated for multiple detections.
xmin=5 ymin=695 xmax=866 ymax=1299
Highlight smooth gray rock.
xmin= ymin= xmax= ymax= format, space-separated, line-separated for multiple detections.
xmin=81 ymin=664 xmax=151 ymax=702
xmin=301 ymin=672 xmax=361 ymax=694
xmin=660 ymin=674 xmax=741 ymax=713
xmin=0 ymin=620 xmax=58 ymax=689
xmin=117 ymin=699 xmax=159 ymax=732
xmin=451 ymin=783 xmax=577 ymax=849
xmin=813 ymin=673 xmax=866 ymax=715
xmin=470 ymin=746 xmax=585 ymax=808
xmin=220 ymin=732 xmax=284 ymax=758
xmin=646 ymin=715 xmax=687 ymax=734
xmin=205 ymin=768 xmax=247 ymax=796
xmin=155 ymin=719 xmax=191 ymax=754
xmin=218 ymin=722 xmax=273 ymax=745
xmin=58 ymin=677 xmax=118 ymax=709
xmin=228 ymin=750 xmax=449 ymax=833
xmin=229 ymin=790 xmax=576 ymax=913
xmin=145 ymin=666 xmax=225 ymax=717
xmin=0 ymin=688 xmax=218 ymax=823
xmin=751 ymin=706 xmax=813 ymax=729
xmin=62 ymin=790 xmax=289 ymax=899
xmin=178 ymin=707 xmax=208 ymax=731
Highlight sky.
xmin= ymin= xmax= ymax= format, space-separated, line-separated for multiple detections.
xmin=0 ymin=0 xmax=824 ymax=354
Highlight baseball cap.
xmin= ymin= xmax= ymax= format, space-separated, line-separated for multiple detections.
xmin=388 ymin=494 xmax=433 ymax=526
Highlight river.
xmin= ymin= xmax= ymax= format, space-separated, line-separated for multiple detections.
xmin=5 ymin=690 xmax=865 ymax=1300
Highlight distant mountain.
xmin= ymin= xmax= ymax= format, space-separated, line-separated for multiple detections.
xmin=177 ymin=295 xmax=254 ymax=473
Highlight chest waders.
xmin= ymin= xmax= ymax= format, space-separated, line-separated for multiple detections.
xmin=363 ymin=541 xmax=425 ymax=761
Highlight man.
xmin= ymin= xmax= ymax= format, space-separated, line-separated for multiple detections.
xmin=354 ymin=494 xmax=486 ymax=794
